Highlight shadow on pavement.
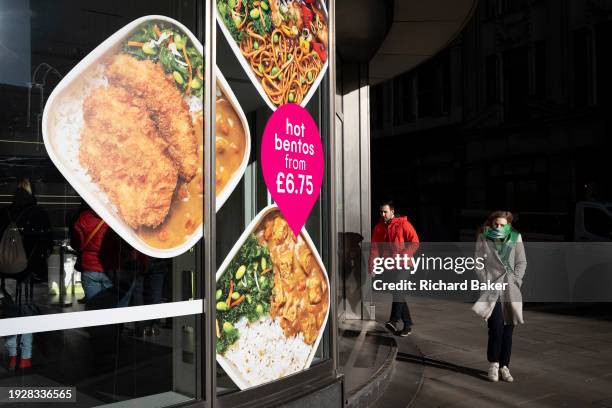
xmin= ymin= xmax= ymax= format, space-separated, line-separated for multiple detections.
xmin=396 ymin=352 xmax=488 ymax=382
xmin=524 ymin=302 xmax=612 ymax=321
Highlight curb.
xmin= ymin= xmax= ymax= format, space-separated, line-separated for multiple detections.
xmin=405 ymin=342 xmax=425 ymax=408
xmin=344 ymin=328 xmax=398 ymax=408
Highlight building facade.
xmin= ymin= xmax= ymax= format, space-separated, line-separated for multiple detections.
xmin=371 ymin=0 xmax=612 ymax=242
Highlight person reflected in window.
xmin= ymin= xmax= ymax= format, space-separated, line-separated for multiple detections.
xmin=0 ymin=177 xmax=52 ymax=370
xmin=71 ymin=204 xmax=134 ymax=307
xmin=472 ymin=211 xmax=527 ymax=383
xmin=133 ymin=257 xmax=167 ymax=336
xmin=0 ymin=177 xmax=53 ymax=287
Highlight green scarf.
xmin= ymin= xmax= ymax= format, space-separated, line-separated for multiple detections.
xmin=484 ymin=224 xmax=518 ymax=266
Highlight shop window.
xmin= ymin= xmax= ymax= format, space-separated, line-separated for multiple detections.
xmin=534 ymin=40 xmax=547 ymax=99
xmin=371 ymin=83 xmax=384 ymax=130
xmin=573 ymin=28 xmax=591 ymax=106
xmin=584 ymin=208 xmax=612 ymax=239
xmin=393 ymin=73 xmax=415 ymax=125
xmin=214 ymin=0 xmax=333 ymax=400
xmin=502 ymin=0 xmax=528 ymax=14
xmin=596 ymin=22 xmax=612 ymax=106
xmin=485 ymin=54 xmax=500 ymax=105
xmin=0 ymin=1 xmax=203 ymax=406
xmin=503 ymin=46 xmax=529 ymax=121
xmin=416 ymin=52 xmax=450 ymax=118
xmin=484 ymin=0 xmax=499 ymax=20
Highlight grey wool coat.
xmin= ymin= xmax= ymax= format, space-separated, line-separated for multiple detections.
xmin=472 ymin=233 xmax=527 ymax=325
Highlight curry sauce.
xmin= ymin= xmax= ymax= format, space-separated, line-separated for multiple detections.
xmin=215 ymin=98 xmax=246 ymax=194
xmin=137 ymin=111 xmax=204 ymax=248
xmin=138 ymin=94 xmax=247 ymax=249
xmin=256 ymin=212 xmax=329 ymax=344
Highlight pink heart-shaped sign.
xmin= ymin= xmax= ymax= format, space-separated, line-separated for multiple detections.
xmin=261 ymin=104 xmax=324 ymax=236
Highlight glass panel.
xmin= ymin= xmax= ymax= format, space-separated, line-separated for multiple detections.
xmin=0 ymin=0 xmax=205 ymax=406
xmin=4 ymin=316 xmax=198 ymax=405
xmin=215 ymin=0 xmax=332 ymax=395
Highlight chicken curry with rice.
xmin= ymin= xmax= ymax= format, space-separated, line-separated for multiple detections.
xmin=256 ymin=212 xmax=328 ymax=345
xmin=215 ymin=209 xmax=329 ymax=354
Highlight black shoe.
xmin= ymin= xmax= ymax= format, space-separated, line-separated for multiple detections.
xmin=385 ymin=321 xmax=398 ymax=333
xmin=398 ymin=327 xmax=412 ymax=337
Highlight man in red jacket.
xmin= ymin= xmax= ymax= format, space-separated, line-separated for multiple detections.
xmin=71 ymin=207 xmax=119 ymax=300
xmin=369 ymin=201 xmax=419 ymax=336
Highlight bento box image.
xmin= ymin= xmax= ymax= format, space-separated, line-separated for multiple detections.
xmin=42 ymin=15 xmax=250 ymax=258
xmin=216 ymin=0 xmax=329 ymax=111
xmin=215 ymin=205 xmax=330 ymax=389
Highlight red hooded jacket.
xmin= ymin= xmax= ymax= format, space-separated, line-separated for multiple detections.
xmin=369 ymin=216 xmax=419 ymax=272
xmin=71 ymin=209 xmax=120 ymax=272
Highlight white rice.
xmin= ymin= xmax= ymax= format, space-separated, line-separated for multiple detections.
xmin=49 ymin=64 xmax=113 ymax=208
xmin=220 ymin=315 xmax=313 ymax=388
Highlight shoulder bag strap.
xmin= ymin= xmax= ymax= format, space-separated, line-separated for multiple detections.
xmin=82 ymin=220 xmax=106 ymax=250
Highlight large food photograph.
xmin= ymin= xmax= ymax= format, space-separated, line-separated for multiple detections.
xmin=43 ymin=16 xmax=250 ymax=257
xmin=216 ymin=205 xmax=330 ymax=389
xmin=216 ymin=0 xmax=329 ymax=110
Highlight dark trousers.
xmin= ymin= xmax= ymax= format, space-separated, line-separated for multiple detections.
xmin=487 ymin=302 xmax=514 ymax=367
xmin=390 ymin=292 xmax=413 ymax=328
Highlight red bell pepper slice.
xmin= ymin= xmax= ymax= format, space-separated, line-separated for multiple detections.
xmin=302 ymin=5 xmax=314 ymax=28
xmin=312 ymin=42 xmax=327 ymax=62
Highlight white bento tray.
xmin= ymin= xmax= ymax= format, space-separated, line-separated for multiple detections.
xmin=42 ymin=15 xmax=251 ymax=258
xmin=215 ymin=204 xmax=330 ymax=390
xmin=215 ymin=1 xmax=329 ymax=111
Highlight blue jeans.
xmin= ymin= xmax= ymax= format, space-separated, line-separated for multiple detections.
xmin=5 ymin=333 xmax=33 ymax=359
xmin=81 ymin=271 xmax=134 ymax=307
xmin=81 ymin=271 xmax=113 ymax=300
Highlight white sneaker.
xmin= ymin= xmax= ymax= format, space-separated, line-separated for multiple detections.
xmin=500 ymin=366 xmax=514 ymax=382
xmin=488 ymin=362 xmax=499 ymax=382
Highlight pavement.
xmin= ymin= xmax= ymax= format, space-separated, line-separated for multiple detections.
xmin=369 ymin=293 xmax=612 ymax=408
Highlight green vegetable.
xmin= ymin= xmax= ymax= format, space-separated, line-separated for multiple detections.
xmin=307 ymin=71 xmax=313 ymax=81
xmin=235 ymin=265 xmax=246 ymax=280
xmin=173 ymin=71 xmax=184 ymax=84
xmin=261 ymin=257 xmax=267 ymax=271
xmin=190 ymin=78 xmax=202 ymax=90
xmin=142 ymin=43 xmax=156 ymax=55
xmin=215 ymin=289 xmax=222 ymax=300
xmin=271 ymin=66 xmax=279 ymax=76
xmin=258 ymin=63 xmax=264 ymax=73
xmin=216 ymin=1 xmax=243 ymax=41
xmin=273 ymin=33 xmax=279 ymax=43
xmin=122 ymin=21 xmax=203 ymax=98
xmin=288 ymin=92 xmax=295 ymax=102
xmin=253 ymin=40 xmax=259 ymax=50
xmin=174 ymin=34 xmax=186 ymax=50
xmin=215 ymin=234 xmax=273 ymax=354
xmin=223 ymin=321 xmax=234 ymax=333
xmin=261 ymin=1 xmax=269 ymax=11
xmin=250 ymin=8 xmax=260 ymax=19
xmin=251 ymin=4 xmax=272 ymax=36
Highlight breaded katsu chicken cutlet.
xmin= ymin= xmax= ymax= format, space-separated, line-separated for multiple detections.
xmin=80 ymin=85 xmax=178 ymax=229
xmin=105 ymin=54 xmax=198 ymax=181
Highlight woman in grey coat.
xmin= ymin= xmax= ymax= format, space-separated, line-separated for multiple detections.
xmin=472 ymin=211 xmax=527 ymax=383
